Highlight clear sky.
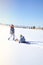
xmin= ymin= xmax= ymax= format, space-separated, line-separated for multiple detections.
xmin=0 ymin=0 xmax=43 ymax=27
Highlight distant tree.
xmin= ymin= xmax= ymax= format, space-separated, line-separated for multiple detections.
xmin=42 ymin=27 xmax=43 ymax=30
xmin=31 ymin=26 xmax=33 ymax=29
xmin=33 ymin=26 xmax=35 ymax=29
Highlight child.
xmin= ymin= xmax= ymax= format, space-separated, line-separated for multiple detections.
xmin=19 ymin=34 xmax=30 ymax=44
xmin=8 ymin=24 xmax=15 ymax=40
xmin=19 ymin=34 xmax=25 ymax=43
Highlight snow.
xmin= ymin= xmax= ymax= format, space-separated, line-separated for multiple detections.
xmin=0 ymin=25 xmax=43 ymax=65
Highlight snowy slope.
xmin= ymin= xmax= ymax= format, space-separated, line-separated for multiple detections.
xmin=0 ymin=25 xmax=43 ymax=65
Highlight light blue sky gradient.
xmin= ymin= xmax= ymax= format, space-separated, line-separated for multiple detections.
xmin=0 ymin=0 xmax=43 ymax=27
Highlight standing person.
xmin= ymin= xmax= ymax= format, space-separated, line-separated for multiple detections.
xmin=8 ymin=24 xmax=15 ymax=40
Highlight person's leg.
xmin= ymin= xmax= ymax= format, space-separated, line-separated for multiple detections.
xmin=13 ymin=33 xmax=15 ymax=40
xmin=8 ymin=34 xmax=12 ymax=40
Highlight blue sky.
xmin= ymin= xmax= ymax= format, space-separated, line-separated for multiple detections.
xmin=0 ymin=0 xmax=43 ymax=27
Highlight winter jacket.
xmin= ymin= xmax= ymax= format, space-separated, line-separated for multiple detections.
xmin=10 ymin=25 xmax=15 ymax=34
xmin=19 ymin=36 xmax=25 ymax=43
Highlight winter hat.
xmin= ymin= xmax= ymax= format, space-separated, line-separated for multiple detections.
xmin=20 ymin=34 xmax=23 ymax=37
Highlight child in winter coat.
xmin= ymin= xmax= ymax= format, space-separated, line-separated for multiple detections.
xmin=19 ymin=34 xmax=30 ymax=44
xmin=19 ymin=34 xmax=26 ymax=43
xmin=8 ymin=24 xmax=15 ymax=40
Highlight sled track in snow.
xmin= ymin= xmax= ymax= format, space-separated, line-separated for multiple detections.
xmin=29 ymin=41 xmax=43 ymax=44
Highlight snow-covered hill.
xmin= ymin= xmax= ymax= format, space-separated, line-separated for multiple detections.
xmin=0 ymin=25 xmax=43 ymax=65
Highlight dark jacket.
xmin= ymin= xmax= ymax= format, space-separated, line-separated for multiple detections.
xmin=19 ymin=36 xmax=25 ymax=43
xmin=10 ymin=25 xmax=15 ymax=34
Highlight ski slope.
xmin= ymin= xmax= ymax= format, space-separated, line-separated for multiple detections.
xmin=0 ymin=25 xmax=43 ymax=65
